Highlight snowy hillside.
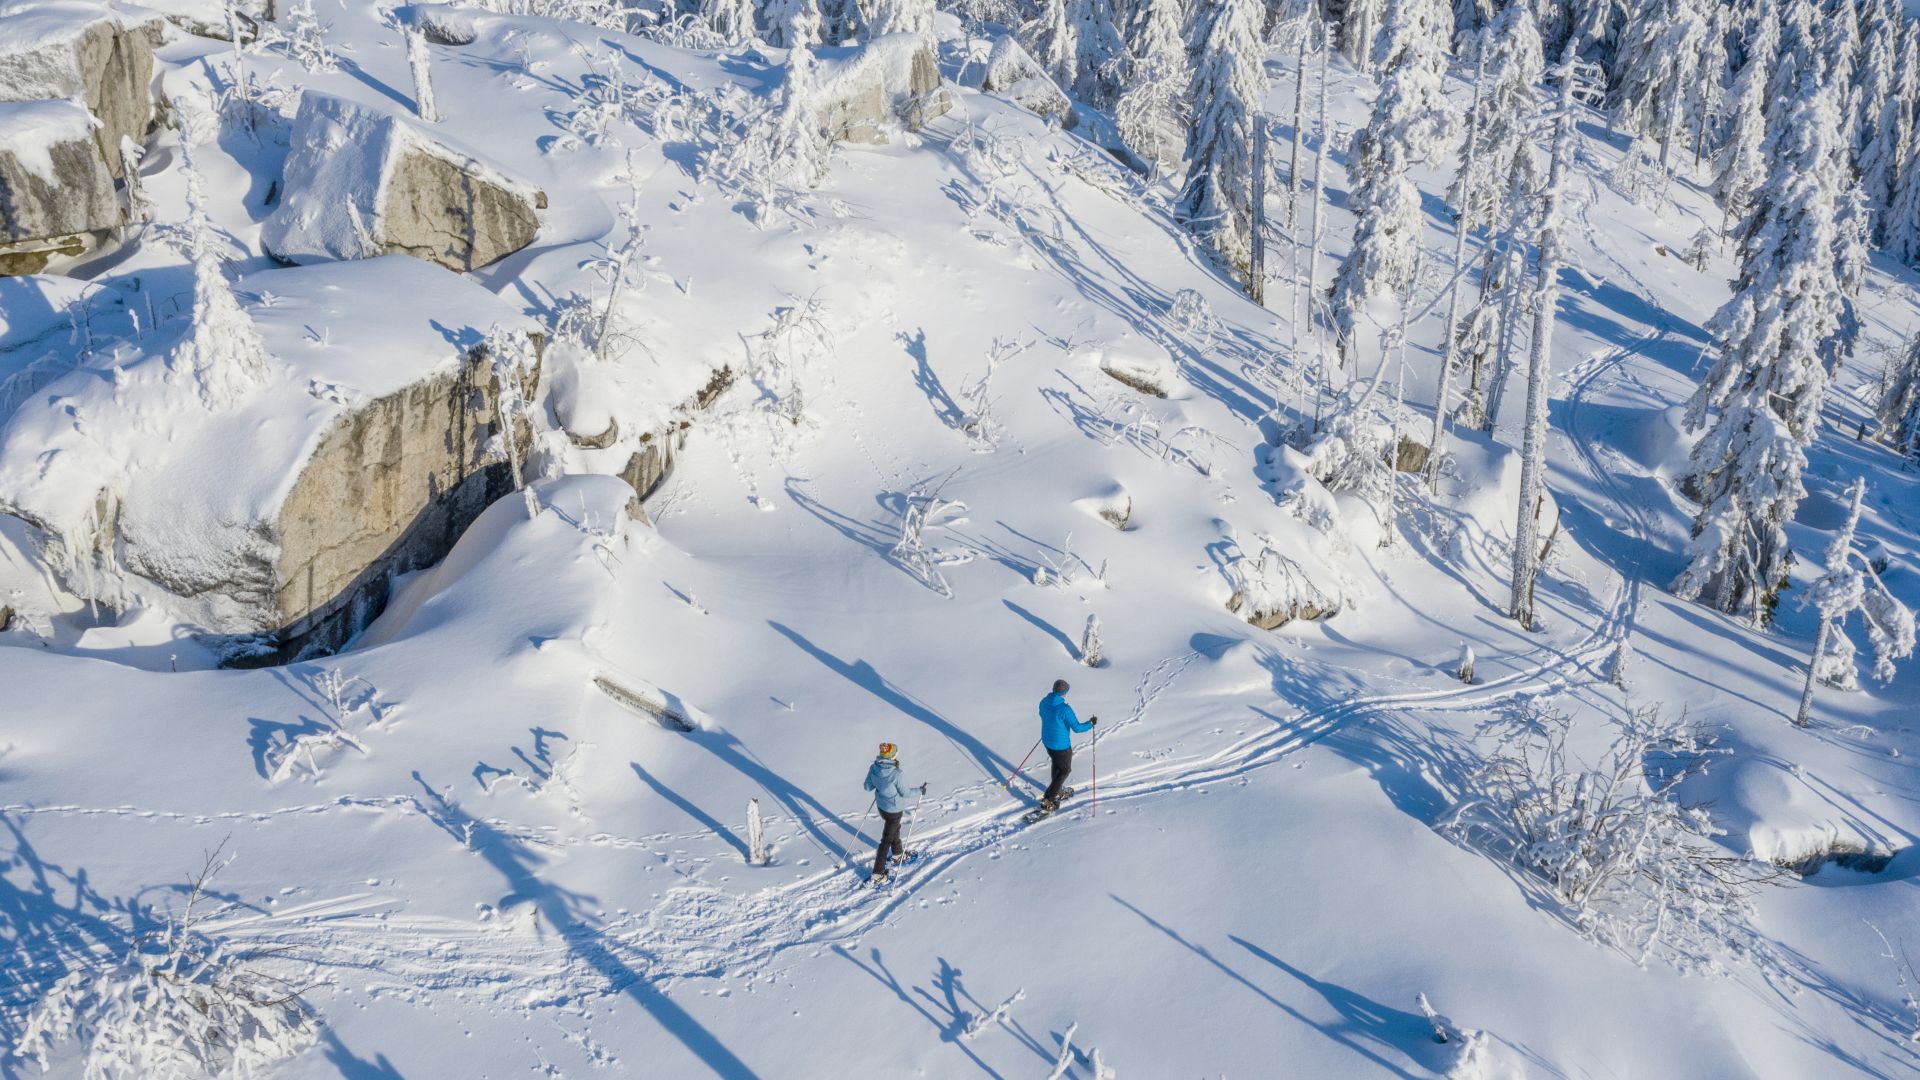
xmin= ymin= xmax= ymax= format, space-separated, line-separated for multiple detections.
xmin=6 ymin=0 xmax=1920 ymax=1077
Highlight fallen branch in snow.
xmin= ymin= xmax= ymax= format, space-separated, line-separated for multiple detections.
xmin=593 ymin=674 xmax=697 ymax=731
xmin=1046 ymin=1021 xmax=1078 ymax=1080
xmin=960 ymin=987 xmax=1023 ymax=1040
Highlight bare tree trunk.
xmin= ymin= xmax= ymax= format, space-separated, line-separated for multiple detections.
xmin=1429 ymin=51 xmax=1488 ymax=492
xmin=1795 ymin=620 xmax=1830 ymax=727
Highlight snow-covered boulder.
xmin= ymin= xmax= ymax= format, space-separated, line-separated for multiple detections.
xmin=978 ymin=36 xmax=1072 ymax=126
xmin=264 ymin=92 xmax=547 ymax=273
xmin=0 ymin=256 xmax=545 ymax=661
xmin=0 ymin=0 xmax=164 ymax=177
xmin=0 ymin=98 xmax=120 ymax=274
xmin=815 ymin=34 xmax=951 ymax=145
xmin=132 ymin=0 xmax=271 ymax=41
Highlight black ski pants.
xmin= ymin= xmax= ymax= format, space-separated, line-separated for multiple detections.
xmin=873 ymin=809 xmax=904 ymax=876
xmin=1043 ymin=747 xmax=1073 ymax=802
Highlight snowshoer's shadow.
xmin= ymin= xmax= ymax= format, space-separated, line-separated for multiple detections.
xmin=833 ymin=946 xmax=1050 ymax=1077
xmin=681 ymin=731 xmax=859 ymax=861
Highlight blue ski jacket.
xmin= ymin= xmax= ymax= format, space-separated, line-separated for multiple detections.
xmin=865 ymin=757 xmax=909 ymax=813
xmin=1039 ymin=692 xmax=1092 ymax=751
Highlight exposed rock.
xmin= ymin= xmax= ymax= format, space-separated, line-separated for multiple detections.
xmin=134 ymin=0 xmax=272 ymax=41
xmin=0 ymin=256 xmax=545 ymax=662
xmin=0 ymin=1 xmax=164 ymax=177
xmin=410 ymin=3 xmax=480 ymax=45
xmin=0 ymin=602 xmax=11 ymax=631
xmin=816 ymin=34 xmax=952 ymax=146
xmin=979 ymin=36 xmax=1073 ymax=126
xmin=1394 ymin=435 xmax=1430 ymax=474
xmin=1226 ymin=588 xmax=1336 ymax=630
xmin=264 ymin=92 xmax=546 ymax=273
xmin=0 ymin=98 xmax=120 ymax=274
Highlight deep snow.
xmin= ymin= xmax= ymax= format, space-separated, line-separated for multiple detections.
xmin=4 ymin=4 xmax=1920 ymax=1079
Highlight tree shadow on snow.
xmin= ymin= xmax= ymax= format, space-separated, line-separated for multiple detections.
xmin=832 ymin=946 xmax=1050 ymax=1078
xmin=409 ymin=773 xmax=762 ymax=1079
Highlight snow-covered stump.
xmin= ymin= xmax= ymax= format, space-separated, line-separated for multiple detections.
xmin=264 ymin=93 xmax=547 ymax=273
xmin=0 ymin=1 xmax=164 ymax=178
xmin=746 ymin=797 xmax=766 ymax=865
xmin=0 ymin=256 xmax=547 ymax=663
xmin=0 ymin=99 xmax=122 ymax=275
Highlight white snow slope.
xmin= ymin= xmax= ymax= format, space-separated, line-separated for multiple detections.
xmin=5 ymin=5 xmax=1920 ymax=1079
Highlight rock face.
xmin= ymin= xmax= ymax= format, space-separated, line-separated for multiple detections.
xmin=132 ymin=0 xmax=273 ymax=41
xmin=0 ymin=98 xmax=121 ymax=274
xmin=0 ymin=1 xmax=163 ymax=177
xmin=0 ymin=256 xmax=545 ymax=663
xmin=816 ymin=34 xmax=952 ymax=145
xmin=264 ymin=92 xmax=546 ymax=273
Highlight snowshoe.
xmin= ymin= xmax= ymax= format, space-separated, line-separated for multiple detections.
xmin=1023 ymin=788 xmax=1075 ymax=823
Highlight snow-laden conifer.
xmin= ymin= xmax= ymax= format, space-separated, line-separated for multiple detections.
xmin=1673 ymin=74 xmax=1845 ymax=624
xmin=870 ymin=0 xmax=935 ymax=38
xmin=1448 ymin=4 xmax=1542 ymax=233
xmin=761 ymin=0 xmax=824 ymax=48
xmin=1892 ymin=140 xmax=1920 ymax=267
xmin=1118 ymin=0 xmax=1192 ymax=171
xmin=1068 ymin=0 xmax=1129 ymax=105
xmin=1338 ymin=0 xmax=1386 ymax=70
xmin=174 ymin=141 xmax=269 ymax=409
xmin=284 ymin=0 xmax=337 ymax=72
xmin=1327 ymin=0 xmax=1456 ymax=363
xmin=1611 ymin=0 xmax=1709 ymax=168
xmin=1177 ymin=0 xmax=1264 ymax=277
xmin=1711 ymin=7 xmax=1773 ymax=236
xmin=708 ymin=0 xmax=758 ymax=42
xmin=1857 ymin=12 xmax=1913 ymax=235
xmin=1794 ymin=479 xmax=1917 ymax=726
xmin=1031 ymin=0 xmax=1078 ymax=89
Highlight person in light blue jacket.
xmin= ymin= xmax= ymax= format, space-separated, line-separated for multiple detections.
xmin=1038 ymin=679 xmax=1095 ymax=810
xmin=864 ymin=742 xmax=924 ymax=881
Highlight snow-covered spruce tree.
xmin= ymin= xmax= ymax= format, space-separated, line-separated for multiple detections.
xmin=1337 ymin=0 xmax=1386 ymax=70
xmin=1509 ymin=48 xmax=1578 ymax=631
xmin=1814 ymin=0 xmax=1858 ymax=103
xmin=1118 ymin=0 xmax=1193 ymax=173
xmin=771 ymin=45 xmax=832 ymax=188
xmin=1892 ymin=139 xmax=1920 ymax=267
xmin=760 ymin=0 xmax=824 ymax=48
xmin=1426 ymin=42 xmax=1490 ymax=489
xmin=174 ymin=142 xmax=269 ymax=409
xmin=1683 ymin=1 xmax=1727 ymax=170
xmin=1673 ymin=73 xmax=1845 ymax=625
xmin=1177 ymin=0 xmax=1264 ymax=279
xmin=1611 ymin=0 xmax=1710 ymax=170
xmin=1079 ymin=613 xmax=1104 ymax=666
xmin=1448 ymin=3 xmax=1542 ymax=233
xmin=870 ymin=0 xmax=934 ymax=38
xmin=1829 ymin=181 xmax=1871 ymax=372
xmin=283 ymin=0 xmax=337 ymax=72
xmin=1069 ymin=0 xmax=1129 ymax=105
xmin=1857 ymin=15 xmax=1913 ymax=236
xmin=1326 ymin=0 xmax=1456 ymax=365
xmin=1031 ymin=0 xmax=1078 ymax=90
xmin=1877 ymin=334 xmax=1920 ymax=452
xmin=708 ymin=0 xmax=758 ymax=42
xmin=1710 ymin=6 xmax=1773 ymax=236
xmin=1794 ymin=479 xmax=1917 ymax=726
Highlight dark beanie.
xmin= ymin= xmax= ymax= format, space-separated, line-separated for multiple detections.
xmin=1052 ymin=679 xmax=1070 ymax=694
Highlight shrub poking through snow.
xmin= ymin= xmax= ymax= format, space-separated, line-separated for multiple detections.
xmin=891 ymin=487 xmax=972 ymax=598
xmin=18 ymin=843 xmax=316 ymax=1077
xmin=482 ymin=324 xmax=542 ymax=520
xmin=403 ymin=23 xmax=439 ymax=122
xmin=170 ymin=140 xmax=269 ymax=410
xmin=1443 ymin=702 xmax=1779 ymax=971
xmin=1455 ymin=643 xmax=1474 ymax=684
xmin=283 ymin=0 xmax=336 ymax=73
xmin=1226 ymin=543 xmax=1345 ymax=628
xmin=1794 ymin=479 xmax=1916 ymax=727
xmin=746 ymin=797 xmax=767 ymax=864
xmin=1080 ymin=614 xmax=1103 ymax=667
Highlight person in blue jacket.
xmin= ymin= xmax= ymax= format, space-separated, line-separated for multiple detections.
xmin=1038 ymin=679 xmax=1095 ymax=810
xmin=864 ymin=742 xmax=924 ymax=881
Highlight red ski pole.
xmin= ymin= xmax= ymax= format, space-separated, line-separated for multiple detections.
xmin=1091 ymin=721 xmax=1098 ymax=812
xmin=1004 ymin=738 xmax=1042 ymax=793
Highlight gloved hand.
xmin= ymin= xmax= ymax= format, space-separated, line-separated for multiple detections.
xmin=919 ymin=782 xmax=929 ymax=795
xmin=1089 ymin=715 xmax=1099 ymax=725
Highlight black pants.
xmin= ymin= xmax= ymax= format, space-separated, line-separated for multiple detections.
xmin=1043 ymin=747 xmax=1073 ymax=802
xmin=873 ymin=810 xmax=904 ymax=875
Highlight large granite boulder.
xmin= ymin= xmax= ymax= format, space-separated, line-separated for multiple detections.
xmin=0 ymin=98 xmax=121 ymax=274
xmin=131 ymin=0 xmax=273 ymax=41
xmin=264 ymin=92 xmax=547 ymax=273
xmin=815 ymin=34 xmax=952 ymax=145
xmin=0 ymin=256 xmax=546 ymax=662
xmin=0 ymin=0 xmax=164 ymax=177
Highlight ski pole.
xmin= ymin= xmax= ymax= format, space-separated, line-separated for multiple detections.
xmin=1004 ymin=738 xmax=1042 ymax=792
xmin=836 ymin=797 xmax=875 ymax=867
xmin=904 ymin=784 xmax=927 ymax=850
xmin=1090 ymin=723 xmax=1097 ymax=812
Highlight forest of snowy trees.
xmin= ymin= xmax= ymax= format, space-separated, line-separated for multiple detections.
xmin=594 ymin=0 xmax=1920 ymax=649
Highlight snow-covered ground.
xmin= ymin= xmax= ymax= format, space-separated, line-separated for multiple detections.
xmin=6 ymin=4 xmax=1920 ymax=1078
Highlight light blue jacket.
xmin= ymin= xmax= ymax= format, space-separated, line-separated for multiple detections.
xmin=865 ymin=757 xmax=909 ymax=813
xmin=1039 ymin=692 xmax=1092 ymax=751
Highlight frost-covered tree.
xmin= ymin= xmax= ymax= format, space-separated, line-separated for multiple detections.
xmin=1683 ymin=2 xmax=1728 ymax=169
xmin=708 ymin=0 xmax=758 ymax=42
xmin=1118 ymin=0 xmax=1192 ymax=171
xmin=1032 ymin=0 xmax=1078 ymax=88
xmin=1857 ymin=12 xmax=1913 ymax=235
xmin=1829 ymin=181 xmax=1871 ymax=372
xmin=1673 ymin=74 xmax=1845 ymax=625
xmin=1471 ymin=139 xmax=1544 ymax=430
xmin=404 ymin=24 xmax=438 ymax=122
xmin=870 ymin=0 xmax=934 ymax=37
xmin=1794 ymin=479 xmax=1917 ymax=726
xmin=1611 ymin=0 xmax=1710 ymax=168
xmin=1878 ymin=335 xmax=1920 ymax=454
xmin=174 ymin=142 xmax=269 ymax=409
xmin=1177 ymin=0 xmax=1264 ymax=277
xmin=1892 ymin=140 xmax=1920 ymax=266
xmin=761 ymin=0 xmax=823 ymax=48
xmin=1338 ymin=0 xmax=1387 ymax=69
xmin=1711 ymin=7 xmax=1773 ymax=236
xmin=1327 ymin=0 xmax=1456 ymax=363
xmin=1069 ymin=0 xmax=1129 ymax=104
xmin=1449 ymin=4 xmax=1543 ymax=232
xmin=1510 ymin=48 xmax=1578 ymax=630
xmin=283 ymin=0 xmax=336 ymax=72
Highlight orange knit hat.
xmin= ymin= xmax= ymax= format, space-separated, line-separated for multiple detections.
xmin=878 ymin=742 xmax=897 ymax=758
